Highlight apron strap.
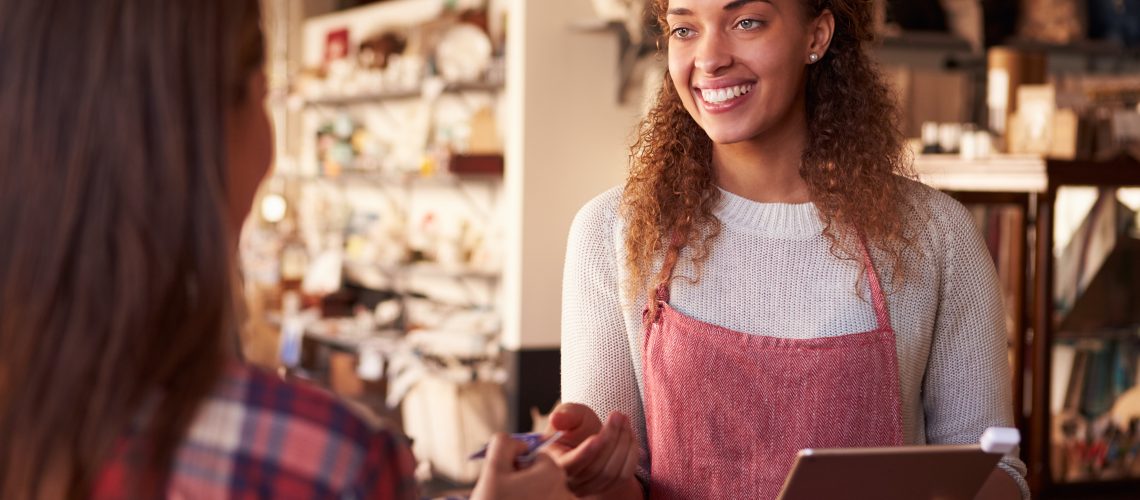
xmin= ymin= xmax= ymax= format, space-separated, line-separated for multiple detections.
xmin=859 ymin=235 xmax=893 ymax=332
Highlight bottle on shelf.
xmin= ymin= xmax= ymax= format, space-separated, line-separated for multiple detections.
xmin=280 ymin=224 xmax=309 ymax=292
xmin=279 ymin=291 xmax=304 ymax=369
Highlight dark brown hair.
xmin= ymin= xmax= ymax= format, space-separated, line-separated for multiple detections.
xmin=623 ymin=0 xmax=918 ymax=302
xmin=0 ymin=0 xmax=264 ymax=497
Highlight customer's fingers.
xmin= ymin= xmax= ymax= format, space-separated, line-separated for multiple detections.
xmin=517 ymin=452 xmax=568 ymax=484
xmin=620 ymin=436 xmax=640 ymax=479
xmin=556 ymin=434 xmax=602 ymax=474
xmin=572 ymin=414 xmax=634 ymax=493
xmin=579 ymin=413 xmax=624 ymax=477
xmin=484 ymin=433 xmax=527 ymax=474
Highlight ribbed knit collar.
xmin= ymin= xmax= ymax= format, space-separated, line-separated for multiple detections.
xmin=713 ymin=187 xmax=824 ymax=239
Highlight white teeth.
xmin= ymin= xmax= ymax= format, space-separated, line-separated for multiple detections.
xmin=700 ymin=84 xmax=753 ymax=104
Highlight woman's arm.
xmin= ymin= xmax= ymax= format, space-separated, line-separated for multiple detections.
xmin=559 ymin=191 xmax=648 ymax=498
xmin=922 ymin=197 xmax=1029 ymax=499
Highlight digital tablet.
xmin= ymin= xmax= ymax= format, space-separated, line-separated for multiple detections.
xmin=776 ymin=428 xmax=1019 ymax=500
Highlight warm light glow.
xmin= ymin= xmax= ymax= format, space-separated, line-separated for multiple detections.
xmin=261 ymin=193 xmax=287 ymax=223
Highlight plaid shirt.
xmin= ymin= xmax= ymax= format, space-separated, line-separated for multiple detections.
xmin=94 ymin=361 xmax=419 ymax=499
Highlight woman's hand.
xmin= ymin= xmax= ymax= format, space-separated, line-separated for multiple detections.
xmin=543 ymin=403 xmax=640 ymax=497
xmin=470 ymin=433 xmax=573 ymax=500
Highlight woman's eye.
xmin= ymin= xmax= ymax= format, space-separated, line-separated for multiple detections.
xmin=671 ymin=27 xmax=693 ymax=39
xmin=737 ymin=19 xmax=762 ymax=30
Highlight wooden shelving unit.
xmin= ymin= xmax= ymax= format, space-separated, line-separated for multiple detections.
xmin=916 ymin=153 xmax=1140 ymax=499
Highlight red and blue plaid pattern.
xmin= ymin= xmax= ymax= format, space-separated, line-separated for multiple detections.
xmin=94 ymin=361 xmax=419 ymax=499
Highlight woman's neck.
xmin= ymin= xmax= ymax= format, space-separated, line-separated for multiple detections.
xmin=712 ymin=107 xmax=810 ymax=204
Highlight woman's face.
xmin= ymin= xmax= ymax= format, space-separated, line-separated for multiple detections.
xmin=225 ymin=69 xmax=272 ymax=238
xmin=666 ymin=0 xmax=823 ymax=145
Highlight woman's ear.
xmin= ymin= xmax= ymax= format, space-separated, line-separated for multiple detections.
xmin=807 ymin=9 xmax=835 ymax=63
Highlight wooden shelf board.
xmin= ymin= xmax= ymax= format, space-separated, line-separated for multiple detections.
xmin=914 ymin=154 xmax=1047 ymax=193
xmin=303 ymin=81 xmax=504 ymax=108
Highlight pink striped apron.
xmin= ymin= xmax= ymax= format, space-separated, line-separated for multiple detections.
xmin=642 ymin=245 xmax=904 ymax=499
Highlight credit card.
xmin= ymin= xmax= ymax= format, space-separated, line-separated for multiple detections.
xmin=468 ymin=431 xmax=564 ymax=462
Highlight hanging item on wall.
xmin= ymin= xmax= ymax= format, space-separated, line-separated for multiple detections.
xmin=591 ymin=0 xmax=646 ymax=44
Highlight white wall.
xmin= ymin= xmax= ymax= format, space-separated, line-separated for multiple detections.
xmin=501 ymin=0 xmax=643 ymax=350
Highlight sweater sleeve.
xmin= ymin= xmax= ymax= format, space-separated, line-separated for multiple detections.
xmin=923 ymin=195 xmax=1030 ymax=498
xmin=560 ymin=189 xmax=650 ymax=474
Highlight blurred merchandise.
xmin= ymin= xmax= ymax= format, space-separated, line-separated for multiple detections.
xmin=1007 ymin=84 xmax=1061 ymax=155
xmin=884 ymin=0 xmax=948 ymax=32
xmin=922 ymin=121 xmax=942 ymax=154
xmin=942 ymin=0 xmax=985 ymax=52
xmin=590 ymin=0 xmax=646 ymax=43
xmin=987 ymin=47 xmax=1048 ymax=139
xmin=435 ymin=23 xmax=493 ymax=83
xmin=358 ymin=31 xmax=407 ymax=70
xmin=1051 ymin=339 xmax=1140 ymax=482
xmin=1054 ymin=189 xmax=1140 ymax=330
xmin=939 ymin=122 xmax=963 ymax=154
xmin=1019 ymin=0 xmax=1085 ymax=44
xmin=279 ymin=227 xmax=310 ymax=291
xmin=1087 ymin=0 xmax=1140 ymax=47
xmin=387 ymin=326 xmax=506 ymax=483
xmin=279 ymin=291 xmax=305 ymax=368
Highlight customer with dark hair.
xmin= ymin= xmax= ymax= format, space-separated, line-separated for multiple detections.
xmin=0 ymin=1 xmax=568 ymax=498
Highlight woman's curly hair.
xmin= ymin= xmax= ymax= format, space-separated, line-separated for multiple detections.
xmin=622 ymin=0 xmax=920 ymax=305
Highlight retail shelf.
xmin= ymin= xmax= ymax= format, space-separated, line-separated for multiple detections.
xmin=914 ymin=154 xmax=1047 ymax=193
xmin=879 ymin=31 xmax=974 ymax=53
xmin=362 ymin=262 xmax=499 ymax=281
xmin=279 ymin=168 xmax=501 ymax=186
xmin=301 ymin=81 xmax=504 ymax=108
xmin=304 ymin=327 xmax=403 ymax=353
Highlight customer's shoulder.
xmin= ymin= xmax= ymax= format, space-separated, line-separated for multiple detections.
xmin=176 ymin=362 xmax=413 ymax=496
xmin=228 ymin=363 xmax=381 ymax=442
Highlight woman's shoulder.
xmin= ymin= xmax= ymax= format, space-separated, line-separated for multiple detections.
xmin=572 ymin=185 xmax=624 ymax=227
xmin=568 ymin=185 xmax=625 ymax=246
xmin=898 ymin=176 xmax=978 ymax=240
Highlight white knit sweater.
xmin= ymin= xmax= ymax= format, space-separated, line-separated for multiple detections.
xmin=560 ymin=181 xmax=1030 ymax=497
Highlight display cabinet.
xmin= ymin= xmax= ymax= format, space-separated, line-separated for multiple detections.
xmin=917 ymin=152 xmax=1140 ymax=499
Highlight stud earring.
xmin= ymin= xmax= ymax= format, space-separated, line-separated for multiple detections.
xmin=808 ymin=53 xmax=819 ymax=63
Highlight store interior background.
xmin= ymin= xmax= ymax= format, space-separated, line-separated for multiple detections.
xmin=238 ymin=0 xmax=1140 ymax=497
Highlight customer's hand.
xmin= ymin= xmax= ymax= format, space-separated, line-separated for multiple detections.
xmin=544 ymin=403 xmax=639 ymax=497
xmin=470 ymin=433 xmax=573 ymax=500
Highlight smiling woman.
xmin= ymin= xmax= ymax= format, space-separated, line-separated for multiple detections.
xmin=554 ymin=0 xmax=1030 ymax=499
